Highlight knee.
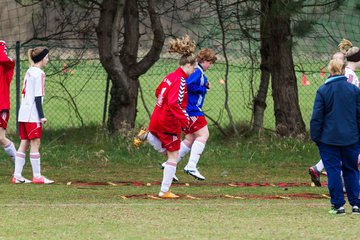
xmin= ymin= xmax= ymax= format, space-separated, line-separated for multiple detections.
xmin=0 ymin=136 xmax=8 ymax=146
xmin=196 ymin=135 xmax=209 ymax=143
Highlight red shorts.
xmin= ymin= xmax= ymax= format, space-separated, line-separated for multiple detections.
xmin=151 ymin=131 xmax=181 ymax=152
xmin=183 ymin=116 xmax=207 ymax=135
xmin=18 ymin=122 xmax=42 ymax=140
xmin=0 ymin=111 xmax=10 ymax=129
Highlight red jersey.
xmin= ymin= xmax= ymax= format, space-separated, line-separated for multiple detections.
xmin=149 ymin=67 xmax=189 ymax=135
xmin=0 ymin=41 xmax=15 ymax=111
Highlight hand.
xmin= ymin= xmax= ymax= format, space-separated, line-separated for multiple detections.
xmin=205 ymin=81 xmax=211 ymax=89
xmin=41 ymin=118 xmax=47 ymax=124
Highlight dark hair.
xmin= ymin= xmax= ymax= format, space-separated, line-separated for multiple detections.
xmin=28 ymin=47 xmax=49 ymax=66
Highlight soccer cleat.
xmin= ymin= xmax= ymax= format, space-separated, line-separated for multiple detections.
xmin=133 ymin=128 xmax=149 ymax=148
xmin=158 ymin=191 xmax=179 ymax=199
xmin=12 ymin=176 xmax=32 ymax=184
xmin=329 ymin=206 xmax=345 ymax=215
xmin=160 ymin=162 xmax=179 ymax=182
xmin=184 ymin=165 xmax=205 ymax=181
xmin=352 ymin=206 xmax=360 ymax=215
xmin=308 ymin=166 xmax=321 ymax=187
xmin=32 ymin=176 xmax=54 ymax=184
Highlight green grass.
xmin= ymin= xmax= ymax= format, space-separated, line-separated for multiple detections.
xmin=0 ymin=126 xmax=358 ymax=239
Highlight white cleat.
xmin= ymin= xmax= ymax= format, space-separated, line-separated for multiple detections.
xmin=184 ymin=165 xmax=205 ymax=181
xmin=32 ymin=176 xmax=54 ymax=184
xmin=12 ymin=176 xmax=32 ymax=184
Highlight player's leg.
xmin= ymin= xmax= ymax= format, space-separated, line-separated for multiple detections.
xmin=341 ymin=144 xmax=360 ymax=214
xmin=159 ymin=151 xmax=179 ymax=198
xmin=25 ymin=123 xmax=54 ymax=184
xmin=0 ymin=127 xmax=16 ymax=161
xmin=184 ymin=125 xmax=209 ymax=181
xmin=158 ymin=134 xmax=180 ymax=198
xmin=161 ymin=136 xmax=193 ymax=167
xmin=12 ymin=139 xmax=31 ymax=184
xmin=319 ymin=143 xmax=345 ymax=214
xmin=29 ymin=138 xmax=53 ymax=184
xmin=178 ymin=136 xmax=194 ymax=163
xmin=29 ymin=138 xmax=41 ymax=179
xmin=147 ymin=131 xmax=166 ymax=154
xmin=0 ymin=111 xmax=16 ymax=161
xmin=309 ymin=159 xmax=323 ymax=187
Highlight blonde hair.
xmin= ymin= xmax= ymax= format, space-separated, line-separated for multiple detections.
xmin=338 ymin=39 xmax=360 ymax=62
xmin=169 ymin=35 xmax=196 ymax=66
xmin=328 ymin=58 xmax=345 ymax=75
xmin=27 ymin=47 xmax=48 ymax=66
xmin=197 ymin=48 xmax=217 ymax=64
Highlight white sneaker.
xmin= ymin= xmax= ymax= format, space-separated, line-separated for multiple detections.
xmin=12 ymin=176 xmax=32 ymax=184
xmin=32 ymin=176 xmax=54 ymax=184
xmin=161 ymin=162 xmax=179 ymax=182
xmin=184 ymin=165 xmax=205 ymax=181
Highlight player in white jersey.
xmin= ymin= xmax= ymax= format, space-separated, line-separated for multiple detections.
xmin=12 ymin=47 xmax=54 ymax=184
xmin=309 ymin=39 xmax=360 ymax=186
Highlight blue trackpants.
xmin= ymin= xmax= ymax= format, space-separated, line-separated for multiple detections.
xmin=318 ymin=142 xmax=360 ymax=208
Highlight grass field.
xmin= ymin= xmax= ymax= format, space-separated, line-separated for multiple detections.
xmin=0 ymin=126 xmax=358 ymax=239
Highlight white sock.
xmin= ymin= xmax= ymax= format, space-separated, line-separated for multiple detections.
xmin=30 ymin=152 xmax=41 ymax=178
xmin=187 ymin=140 xmax=205 ymax=169
xmin=4 ymin=141 xmax=16 ymax=162
xmin=14 ymin=152 xmax=26 ymax=178
xmin=177 ymin=141 xmax=191 ymax=163
xmin=147 ymin=132 xmax=166 ymax=153
xmin=160 ymin=161 xmax=177 ymax=193
xmin=315 ymin=159 xmax=324 ymax=172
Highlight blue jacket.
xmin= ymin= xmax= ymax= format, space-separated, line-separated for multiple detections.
xmin=310 ymin=75 xmax=360 ymax=146
xmin=186 ymin=64 xmax=208 ymax=116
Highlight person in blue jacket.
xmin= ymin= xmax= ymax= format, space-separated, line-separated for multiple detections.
xmin=310 ymin=58 xmax=360 ymax=215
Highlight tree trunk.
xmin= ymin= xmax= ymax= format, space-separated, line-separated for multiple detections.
xmin=96 ymin=0 xmax=164 ymax=132
xmin=252 ymin=0 xmax=271 ymax=133
xmin=252 ymin=61 xmax=270 ymax=133
xmin=268 ymin=0 xmax=306 ymax=137
xmin=107 ymin=77 xmax=139 ymax=131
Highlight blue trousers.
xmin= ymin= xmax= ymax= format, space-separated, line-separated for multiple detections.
xmin=318 ymin=142 xmax=360 ymax=208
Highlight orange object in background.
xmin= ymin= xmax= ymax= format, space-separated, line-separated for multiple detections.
xmin=301 ymin=73 xmax=310 ymax=86
xmin=320 ymin=68 xmax=325 ymax=78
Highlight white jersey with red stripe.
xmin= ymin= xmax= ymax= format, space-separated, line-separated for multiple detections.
xmin=345 ymin=67 xmax=359 ymax=87
xmin=18 ymin=67 xmax=45 ymax=123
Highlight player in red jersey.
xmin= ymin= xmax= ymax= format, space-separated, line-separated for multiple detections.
xmin=0 ymin=40 xmax=17 ymax=163
xmin=137 ymin=35 xmax=197 ymax=198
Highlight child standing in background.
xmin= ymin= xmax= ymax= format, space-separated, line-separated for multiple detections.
xmin=0 ymin=40 xmax=17 ymax=163
xmin=12 ymin=47 xmax=54 ymax=184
